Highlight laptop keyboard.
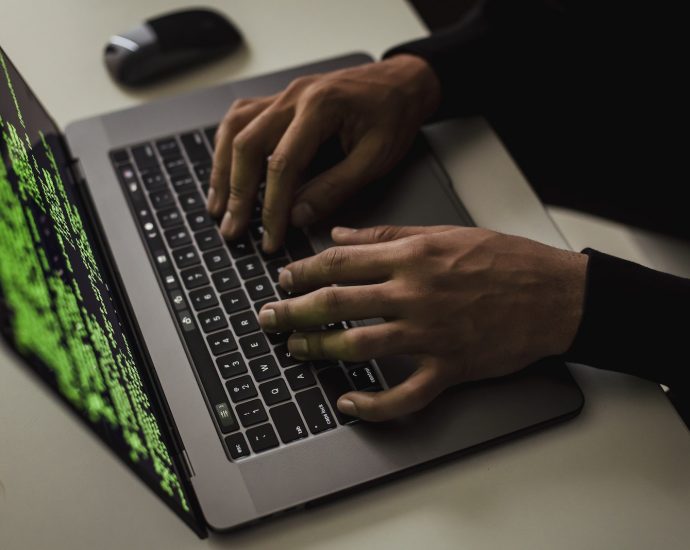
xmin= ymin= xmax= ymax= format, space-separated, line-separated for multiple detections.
xmin=109 ymin=126 xmax=383 ymax=460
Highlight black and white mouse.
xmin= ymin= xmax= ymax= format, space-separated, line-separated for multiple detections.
xmin=104 ymin=8 xmax=242 ymax=86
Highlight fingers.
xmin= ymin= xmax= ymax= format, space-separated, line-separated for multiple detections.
xmin=290 ymin=134 xmax=387 ymax=227
xmin=219 ymin=105 xmax=293 ymax=240
xmin=331 ymin=224 xmax=457 ymax=245
xmin=261 ymin=108 xmax=337 ymax=252
xmin=337 ymin=362 xmax=444 ymax=422
xmin=278 ymin=243 xmax=398 ymax=292
xmin=286 ymin=322 xmax=416 ymax=363
xmin=208 ymin=97 xmax=273 ymax=218
xmin=258 ymin=283 xmax=397 ymax=331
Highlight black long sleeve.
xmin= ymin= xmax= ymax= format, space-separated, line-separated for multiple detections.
xmin=385 ymin=1 xmax=690 ymax=391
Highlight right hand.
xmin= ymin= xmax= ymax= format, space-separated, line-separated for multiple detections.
xmin=207 ymin=54 xmax=441 ymax=252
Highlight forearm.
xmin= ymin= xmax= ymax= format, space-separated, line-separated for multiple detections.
xmin=566 ymin=250 xmax=690 ymax=391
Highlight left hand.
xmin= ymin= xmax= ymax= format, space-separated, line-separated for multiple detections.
xmin=258 ymin=225 xmax=588 ymax=421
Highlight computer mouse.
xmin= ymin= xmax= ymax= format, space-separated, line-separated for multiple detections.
xmin=104 ymin=8 xmax=242 ymax=86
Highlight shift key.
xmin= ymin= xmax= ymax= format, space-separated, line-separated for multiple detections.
xmin=295 ymin=388 xmax=336 ymax=434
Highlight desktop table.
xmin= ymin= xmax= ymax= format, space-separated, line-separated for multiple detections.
xmin=1 ymin=1 xmax=688 ymax=549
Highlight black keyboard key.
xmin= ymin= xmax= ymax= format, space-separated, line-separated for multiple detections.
xmin=254 ymin=298 xmax=276 ymax=314
xmin=110 ymin=149 xmax=129 ymax=164
xmin=228 ymin=237 xmax=254 ymax=259
xmin=259 ymin=378 xmax=290 ymax=406
xmin=216 ymin=352 xmax=247 ymax=379
xmin=212 ymin=268 xmax=240 ymax=292
xmin=235 ymin=399 xmax=268 ymax=428
xmin=193 ymin=162 xmax=212 ymax=184
xmin=181 ymin=131 xmax=211 ymax=164
xmin=180 ymin=266 xmax=209 ymax=289
xmin=274 ymin=343 xmax=299 ymax=368
xmin=246 ymin=423 xmax=279 ymax=453
xmin=249 ymin=221 xmax=265 ymax=242
xmin=266 ymin=258 xmax=289 ymax=283
xmin=189 ymin=286 xmax=218 ymax=311
xmin=177 ymin=191 xmax=204 ymax=212
xmin=198 ymin=307 xmax=227 ymax=333
xmin=221 ymin=288 xmax=250 ymax=314
xmin=164 ymin=227 xmax=191 ymax=248
xmin=285 ymin=227 xmax=314 ymax=261
xmin=207 ymin=330 xmax=237 ymax=355
xmin=204 ymin=125 xmax=218 ymax=149
xmin=140 ymin=170 xmax=166 ymax=191
xmin=131 ymin=143 xmax=159 ymax=171
xmin=195 ymin=228 xmax=222 ymax=251
xmin=173 ymin=246 xmax=200 ymax=269
xmin=318 ymin=367 xmax=356 ymax=424
xmin=116 ymin=163 xmax=138 ymax=186
xmin=236 ymin=255 xmax=264 ymax=279
xmin=285 ymin=365 xmax=316 ymax=391
xmin=230 ymin=310 xmax=259 ymax=336
xmin=149 ymin=188 xmax=174 ymax=209
xmin=157 ymin=206 xmax=182 ymax=228
xmin=266 ymin=330 xmax=289 ymax=345
xmin=187 ymin=210 xmax=214 ymax=231
xmin=270 ymin=402 xmax=308 ymax=444
xmin=225 ymin=432 xmax=250 ymax=459
xmin=155 ymin=137 xmax=180 ymax=159
xmin=170 ymin=171 xmax=196 ymax=193
xmin=240 ymin=333 xmax=270 ymax=358
xmin=213 ymin=401 xmax=239 ymax=434
xmin=248 ymin=355 xmax=280 ymax=381
xmin=246 ymin=276 xmax=274 ymax=301
xmin=348 ymin=364 xmax=382 ymax=391
xmin=162 ymin=272 xmax=179 ymax=290
xmin=164 ymin=156 xmax=186 ymax=174
xmin=227 ymin=375 xmax=257 ymax=403
xmin=203 ymin=248 xmax=231 ymax=271
xmin=296 ymin=388 xmax=336 ymax=434
xmin=168 ymin=289 xmax=187 ymax=311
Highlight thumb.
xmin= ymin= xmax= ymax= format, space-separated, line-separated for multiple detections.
xmin=331 ymin=224 xmax=456 ymax=245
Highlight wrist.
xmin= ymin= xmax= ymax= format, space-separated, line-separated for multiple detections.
xmin=382 ymin=54 xmax=441 ymax=121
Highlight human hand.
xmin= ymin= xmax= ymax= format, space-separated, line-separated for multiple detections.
xmin=207 ymin=55 xmax=441 ymax=252
xmin=257 ymin=225 xmax=588 ymax=421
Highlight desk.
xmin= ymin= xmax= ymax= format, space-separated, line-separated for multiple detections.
xmin=1 ymin=2 xmax=688 ymax=549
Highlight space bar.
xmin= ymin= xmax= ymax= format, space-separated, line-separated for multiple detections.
xmin=174 ymin=309 xmax=239 ymax=434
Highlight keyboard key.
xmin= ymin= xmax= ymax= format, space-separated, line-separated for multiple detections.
xmin=212 ymin=268 xmax=240 ymax=292
xmin=157 ymin=206 xmax=182 ymax=228
xmin=164 ymin=156 xmax=186 ymax=173
xmin=173 ymin=246 xmax=200 ymax=269
xmin=259 ymin=378 xmax=290 ymax=406
xmin=221 ymin=288 xmax=250 ymax=314
xmin=285 ymin=227 xmax=314 ymax=261
xmin=348 ymin=364 xmax=382 ymax=391
xmin=155 ymin=137 xmax=180 ymax=159
xmin=168 ymin=289 xmax=187 ymax=312
xmin=181 ymin=131 xmax=211 ymax=164
xmin=131 ymin=143 xmax=159 ymax=171
xmin=285 ymin=365 xmax=316 ymax=391
xmin=149 ymin=189 xmax=174 ymax=209
xmin=240 ymin=333 xmax=270 ymax=358
xmin=180 ymin=266 xmax=209 ymax=289
xmin=228 ymin=237 xmax=254 ymax=259
xmin=236 ymin=255 xmax=264 ymax=279
xmin=295 ymin=388 xmax=336 ymax=434
xmin=195 ymin=228 xmax=222 ymax=251
xmin=189 ymin=286 xmax=218 ymax=311
xmin=246 ymin=276 xmax=274 ymax=301
xmin=110 ymin=149 xmax=129 ymax=164
xmin=140 ymin=170 xmax=166 ymax=191
xmin=164 ymin=227 xmax=191 ymax=248
xmin=216 ymin=352 xmax=247 ymax=379
xmin=178 ymin=191 xmax=205 ymax=212
xmin=198 ymin=307 xmax=227 ymax=333
xmin=203 ymin=248 xmax=231 ymax=271
xmin=187 ymin=210 xmax=214 ymax=231
xmin=213 ymin=401 xmax=239 ymax=434
xmin=249 ymin=221 xmax=265 ymax=242
xmin=204 ymin=125 xmax=218 ymax=149
xmin=248 ymin=355 xmax=280 ymax=381
xmin=318 ymin=367 xmax=356 ymax=424
xmin=266 ymin=258 xmax=289 ymax=282
xmin=266 ymin=330 xmax=289 ymax=345
xmin=230 ymin=310 xmax=259 ymax=336
xmin=207 ymin=330 xmax=237 ymax=355
xmin=254 ymin=298 xmax=277 ymax=314
xmin=235 ymin=399 xmax=268 ymax=428
xmin=227 ymin=375 xmax=257 ymax=403
xmin=274 ymin=343 xmax=299 ymax=368
xmin=246 ymin=423 xmax=279 ymax=453
xmin=225 ymin=432 xmax=250 ymax=459
xmin=193 ymin=162 xmax=212 ymax=184
xmin=170 ymin=171 xmax=196 ymax=193
xmin=270 ymin=402 xmax=308 ymax=444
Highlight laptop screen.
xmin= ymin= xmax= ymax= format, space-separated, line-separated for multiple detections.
xmin=0 ymin=47 xmax=203 ymax=535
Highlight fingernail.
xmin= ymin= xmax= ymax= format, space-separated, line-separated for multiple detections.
xmin=207 ymin=187 xmax=217 ymax=213
xmin=292 ymin=202 xmax=315 ymax=226
xmin=279 ymin=268 xmax=293 ymax=291
xmin=262 ymin=229 xmax=272 ymax=252
xmin=220 ymin=211 xmax=233 ymax=236
xmin=338 ymin=398 xmax=358 ymax=416
xmin=289 ymin=335 xmax=308 ymax=357
xmin=332 ymin=226 xmax=356 ymax=237
xmin=258 ymin=307 xmax=277 ymax=330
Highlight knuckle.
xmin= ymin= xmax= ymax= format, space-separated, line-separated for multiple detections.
xmin=266 ymin=153 xmax=289 ymax=177
xmin=320 ymin=246 xmax=346 ymax=275
xmin=230 ymin=97 xmax=252 ymax=111
xmin=286 ymin=75 xmax=314 ymax=93
xmin=261 ymin=203 xmax=282 ymax=226
xmin=232 ymin=131 xmax=257 ymax=157
xmin=342 ymin=329 xmax=373 ymax=361
xmin=315 ymin=287 xmax=342 ymax=313
xmin=372 ymin=225 xmax=398 ymax=242
xmin=303 ymin=81 xmax=339 ymax=106
xmin=228 ymin=185 xmax=250 ymax=202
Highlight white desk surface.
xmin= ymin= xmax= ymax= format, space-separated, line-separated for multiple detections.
xmin=1 ymin=2 xmax=688 ymax=549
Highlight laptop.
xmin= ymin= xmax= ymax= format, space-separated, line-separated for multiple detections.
xmin=0 ymin=47 xmax=584 ymax=536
